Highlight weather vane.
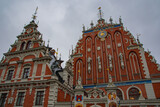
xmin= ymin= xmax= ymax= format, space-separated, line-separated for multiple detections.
xmin=32 ymin=7 xmax=38 ymax=20
xmin=98 ymin=7 xmax=103 ymax=19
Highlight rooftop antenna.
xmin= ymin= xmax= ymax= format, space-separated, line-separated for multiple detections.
xmin=32 ymin=7 xmax=38 ymax=20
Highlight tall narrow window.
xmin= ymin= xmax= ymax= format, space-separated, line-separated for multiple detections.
xmin=6 ymin=70 xmax=14 ymax=80
xmin=129 ymin=88 xmax=140 ymax=100
xmin=116 ymin=89 xmax=123 ymax=100
xmin=35 ymin=91 xmax=44 ymax=105
xmin=0 ymin=93 xmax=7 ymax=107
xmin=22 ymin=68 xmax=30 ymax=79
xmin=16 ymin=92 xmax=25 ymax=106
xmin=26 ymin=41 xmax=31 ymax=49
xmin=20 ymin=42 xmax=25 ymax=50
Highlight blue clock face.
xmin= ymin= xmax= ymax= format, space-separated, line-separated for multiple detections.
xmin=98 ymin=30 xmax=107 ymax=39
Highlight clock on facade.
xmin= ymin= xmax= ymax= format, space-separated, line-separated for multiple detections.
xmin=98 ymin=30 xmax=107 ymax=41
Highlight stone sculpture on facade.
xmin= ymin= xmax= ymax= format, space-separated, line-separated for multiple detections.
xmin=49 ymin=49 xmax=64 ymax=83
xmin=119 ymin=53 xmax=124 ymax=69
xmin=109 ymin=54 xmax=113 ymax=71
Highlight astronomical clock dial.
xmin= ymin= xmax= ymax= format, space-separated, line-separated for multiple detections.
xmin=98 ymin=30 xmax=107 ymax=41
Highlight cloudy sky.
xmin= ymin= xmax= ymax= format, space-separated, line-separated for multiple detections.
xmin=0 ymin=0 xmax=160 ymax=66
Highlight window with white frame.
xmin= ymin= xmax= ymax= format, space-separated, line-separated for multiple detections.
xmin=16 ymin=92 xmax=25 ymax=106
xmin=6 ymin=70 xmax=14 ymax=80
xmin=22 ymin=68 xmax=30 ymax=79
xmin=0 ymin=93 xmax=7 ymax=107
xmin=35 ymin=91 xmax=44 ymax=105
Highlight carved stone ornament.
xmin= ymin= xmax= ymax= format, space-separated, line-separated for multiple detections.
xmin=97 ymin=56 xmax=101 ymax=71
xmin=87 ymin=57 xmax=92 ymax=73
xmin=109 ymin=54 xmax=113 ymax=71
xmin=8 ymin=97 xmax=13 ymax=104
xmin=119 ymin=53 xmax=124 ymax=69
xmin=75 ymin=75 xmax=83 ymax=89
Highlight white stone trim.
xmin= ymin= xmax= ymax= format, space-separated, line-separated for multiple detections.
xmin=14 ymin=89 xmax=27 ymax=107
xmin=0 ymin=66 xmax=7 ymax=82
xmin=152 ymin=79 xmax=160 ymax=83
xmin=41 ymin=63 xmax=46 ymax=80
xmin=32 ymin=62 xmax=38 ymax=80
xmin=138 ymin=47 xmax=150 ymax=78
xmin=9 ymin=61 xmax=17 ymax=64
xmin=114 ymin=32 xmax=122 ymax=81
xmin=15 ymin=63 xmax=22 ymax=81
xmin=24 ymin=59 xmax=32 ymax=62
xmin=144 ymin=83 xmax=156 ymax=99
xmin=33 ymin=88 xmax=46 ymax=107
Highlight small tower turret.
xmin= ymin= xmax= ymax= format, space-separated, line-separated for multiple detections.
xmin=109 ymin=16 xmax=113 ymax=25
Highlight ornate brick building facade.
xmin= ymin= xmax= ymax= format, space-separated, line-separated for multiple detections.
xmin=0 ymin=12 xmax=73 ymax=107
xmin=0 ymin=8 xmax=160 ymax=107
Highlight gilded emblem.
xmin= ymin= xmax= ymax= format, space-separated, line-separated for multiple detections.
xmin=98 ymin=30 xmax=107 ymax=41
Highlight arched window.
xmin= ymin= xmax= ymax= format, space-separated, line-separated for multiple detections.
xmin=128 ymin=87 xmax=140 ymax=100
xmin=20 ymin=42 xmax=25 ymax=50
xmin=116 ymin=89 xmax=123 ymax=100
xmin=26 ymin=41 xmax=31 ymax=49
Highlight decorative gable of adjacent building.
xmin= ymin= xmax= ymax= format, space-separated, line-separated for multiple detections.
xmin=0 ymin=8 xmax=73 ymax=107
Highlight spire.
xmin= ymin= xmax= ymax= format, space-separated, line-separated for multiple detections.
xmin=32 ymin=7 xmax=38 ymax=21
xmin=109 ymin=16 xmax=113 ymax=25
xmin=72 ymin=45 xmax=74 ymax=54
xmin=47 ymin=39 xmax=50 ymax=47
xmin=82 ymin=24 xmax=85 ymax=31
xmin=90 ymin=20 xmax=94 ymax=28
xmin=98 ymin=7 xmax=103 ymax=20
xmin=119 ymin=16 xmax=122 ymax=24
xmin=137 ymin=34 xmax=141 ymax=44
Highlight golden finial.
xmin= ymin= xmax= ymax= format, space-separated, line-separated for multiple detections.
xmin=98 ymin=7 xmax=103 ymax=19
xmin=32 ymin=7 xmax=38 ymax=20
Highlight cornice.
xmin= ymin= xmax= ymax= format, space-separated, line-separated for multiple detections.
xmin=120 ymin=99 xmax=160 ymax=104
xmin=4 ymin=46 xmax=46 ymax=56
xmin=83 ymin=24 xmax=122 ymax=34
xmin=17 ymin=31 xmax=40 ymax=39
xmin=32 ymin=56 xmax=52 ymax=62
xmin=0 ymin=79 xmax=54 ymax=86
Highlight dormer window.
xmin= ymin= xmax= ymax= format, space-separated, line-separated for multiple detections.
xmin=26 ymin=41 xmax=31 ymax=49
xmin=20 ymin=42 xmax=26 ymax=50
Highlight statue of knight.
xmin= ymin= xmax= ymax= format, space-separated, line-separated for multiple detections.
xmin=49 ymin=49 xmax=64 ymax=83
